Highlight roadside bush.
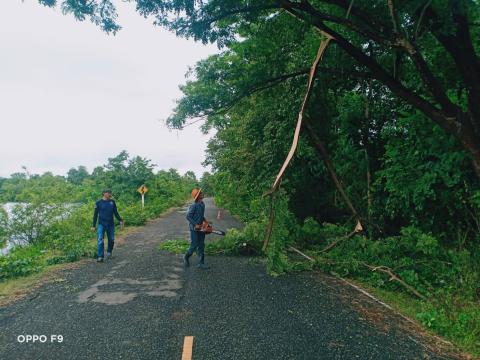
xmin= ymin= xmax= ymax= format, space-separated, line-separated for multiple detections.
xmin=0 ymin=245 xmax=43 ymax=279
xmin=205 ymin=229 xmax=255 ymax=256
xmin=7 ymin=202 xmax=65 ymax=244
xmin=309 ymin=224 xmax=478 ymax=298
xmin=46 ymin=241 xmax=96 ymax=264
xmin=0 ymin=257 xmax=41 ymax=279
xmin=216 ymin=221 xmax=266 ymax=255
xmin=121 ymin=204 xmax=148 ymax=226
xmin=264 ymin=195 xmax=299 ymax=275
xmin=416 ymin=296 xmax=480 ymax=352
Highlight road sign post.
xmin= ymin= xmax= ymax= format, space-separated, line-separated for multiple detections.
xmin=137 ymin=184 xmax=148 ymax=210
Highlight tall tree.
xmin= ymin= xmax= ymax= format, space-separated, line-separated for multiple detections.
xmin=35 ymin=0 xmax=480 ymax=179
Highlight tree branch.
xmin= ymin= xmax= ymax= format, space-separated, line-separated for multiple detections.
xmin=195 ymin=66 xmax=370 ymax=120
xmin=296 ymin=0 xmax=459 ymax=115
xmin=282 ymin=1 xmax=393 ymax=47
xmin=200 ymin=4 xmax=281 ymax=27
xmin=386 ymin=0 xmax=400 ymax=34
xmin=281 ymin=3 xmax=462 ymax=138
xmin=316 ymin=0 xmax=391 ymax=34
xmin=361 ymin=262 xmax=428 ymax=300
xmin=421 ymin=4 xmax=480 ymax=130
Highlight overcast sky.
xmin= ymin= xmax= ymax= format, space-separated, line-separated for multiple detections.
xmin=0 ymin=0 xmax=217 ymax=178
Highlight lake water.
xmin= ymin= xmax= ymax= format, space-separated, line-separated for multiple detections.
xmin=1 ymin=203 xmax=28 ymax=256
xmin=0 ymin=202 xmax=76 ymax=256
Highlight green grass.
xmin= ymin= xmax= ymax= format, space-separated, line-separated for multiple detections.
xmin=355 ymin=281 xmax=480 ymax=356
xmin=158 ymin=239 xmax=190 ymax=254
xmin=158 ymin=236 xmax=244 ymax=255
xmin=159 ymin=226 xmax=263 ymax=257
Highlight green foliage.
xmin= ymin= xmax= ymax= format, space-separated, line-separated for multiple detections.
xmin=159 ymin=229 xmax=261 ymax=257
xmin=67 ymin=166 xmax=89 ymax=185
xmin=0 ymin=245 xmax=43 ymax=280
xmin=7 ymin=202 xmax=66 ymax=244
xmin=265 ymin=195 xmax=298 ymax=275
xmin=0 ymin=207 xmax=8 ymax=248
xmin=207 ymin=228 xmax=260 ymax=256
xmin=199 ymin=172 xmax=215 ymax=196
xmin=305 ymin=222 xmax=479 ymax=299
xmin=0 ymin=172 xmax=75 ymax=203
xmin=121 ymin=204 xmax=148 ymax=226
xmin=159 ymin=239 xmax=190 ymax=254
xmin=416 ymin=299 xmax=480 ymax=353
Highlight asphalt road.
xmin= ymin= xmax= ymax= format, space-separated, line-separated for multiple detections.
xmin=0 ymin=198 xmax=455 ymax=359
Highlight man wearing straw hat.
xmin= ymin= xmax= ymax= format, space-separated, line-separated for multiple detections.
xmin=183 ymin=188 xmax=209 ymax=269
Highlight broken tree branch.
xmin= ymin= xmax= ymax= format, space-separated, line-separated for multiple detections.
xmin=361 ymin=262 xmax=427 ymax=300
xmin=288 ymin=246 xmax=315 ymax=262
xmin=262 ymin=36 xmax=332 ymax=252
xmin=318 ymin=221 xmax=363 ymax=253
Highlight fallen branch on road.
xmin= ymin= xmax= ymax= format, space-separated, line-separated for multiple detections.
xmin=318 ymin=220 xmax=363 ymax=254
xmin=361 ymin=262 xmax=427 ymax=301
xmin=290 ymin=252 xmax=428 ymax=301
xmin=288 ymin=246 xmax=315 ymax=262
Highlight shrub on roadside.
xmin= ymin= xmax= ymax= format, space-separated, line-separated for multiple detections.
xmin=7 ymin=202 xmax=66 ymax=244
xmin=121 ymin=204 xmax=148 ymax=226
xmin=0 ymin=245 xmax=43 ymax=280
xmin=416 ymin=296 xmax=480 ymax=353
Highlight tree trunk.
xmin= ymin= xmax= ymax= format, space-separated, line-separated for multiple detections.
xmin=456 ymin=119 xmax=480 ymax=179
xmin=305 ymin=121 xmax=362 ymax=223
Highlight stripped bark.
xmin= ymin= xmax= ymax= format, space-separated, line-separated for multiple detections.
xmin=262 ymin=36 xmax=333 ymax=251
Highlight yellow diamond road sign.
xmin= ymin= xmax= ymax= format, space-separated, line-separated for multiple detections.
xmin=137 ymin=185 xmax=148 ymax=195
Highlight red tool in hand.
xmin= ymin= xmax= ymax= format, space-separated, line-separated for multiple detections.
xmin=195 ymin=220 xmax=226 ymax=236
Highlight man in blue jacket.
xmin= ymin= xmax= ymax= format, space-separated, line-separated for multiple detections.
xmin=91 ymin=189 xmax=124 ymax=262
xmin=184 ymin=188 xmax=209 ymax=269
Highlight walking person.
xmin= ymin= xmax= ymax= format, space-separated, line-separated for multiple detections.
xmin=183 ymin=188 xmax=210 ymax=269
xmin=91 ymin=189 xmax=124 ymax=262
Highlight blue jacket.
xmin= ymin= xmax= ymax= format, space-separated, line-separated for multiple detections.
xmin=93 ymin=199 xmax=122 ymax=227
xmin=186 ymin=201 xmax=205 ymax=231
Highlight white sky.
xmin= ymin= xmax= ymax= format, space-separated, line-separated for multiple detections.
xmin=0 ymin=0 xmax=218 ymax=178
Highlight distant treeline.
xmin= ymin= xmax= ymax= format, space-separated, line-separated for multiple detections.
xmin=0 ymin=150 xmax=203 ymax=205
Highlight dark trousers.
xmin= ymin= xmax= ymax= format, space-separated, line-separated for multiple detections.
xmin=97 ymin=223 xmax=115 ymax=258
xmin=185 ymin=230 xmax=206 ymax=264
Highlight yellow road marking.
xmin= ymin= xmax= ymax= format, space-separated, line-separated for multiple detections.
xmin=181 ymin=336 xmax=194 ymax=360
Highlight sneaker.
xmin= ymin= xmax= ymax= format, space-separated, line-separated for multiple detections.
xmin=183 ymin=254 xmax=190 ymax=268
xmin=106 ymin=252 xmax=113 ymax=260
xmin=197 ymin=263 xmax=210 ymax=269
xmin=97 ymin=257 xmax=104 ymax=263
